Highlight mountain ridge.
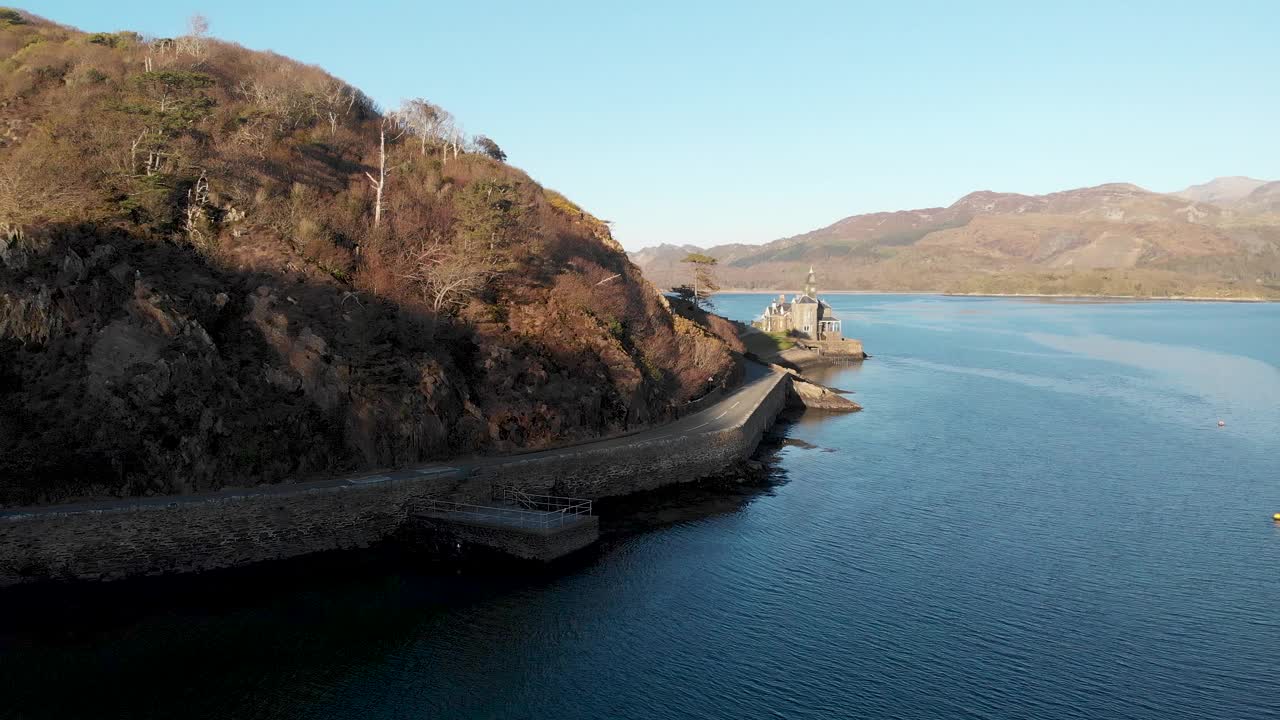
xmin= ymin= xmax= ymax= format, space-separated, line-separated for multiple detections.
xmin=633 ymin=179 xmax=1280 ymax=299
xmin=1173 ymin=176 xmax=1269 ymax=206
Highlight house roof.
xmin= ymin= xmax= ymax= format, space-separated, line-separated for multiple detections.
xmin=795 ymin=295 xmax=817 ymax=304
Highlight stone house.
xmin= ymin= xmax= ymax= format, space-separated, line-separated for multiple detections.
xmin=753 ymin=268 xmax=843 ymax=340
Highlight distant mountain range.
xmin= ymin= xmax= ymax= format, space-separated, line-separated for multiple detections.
xmin=631 ymin=178 xmax=1280 ymax=299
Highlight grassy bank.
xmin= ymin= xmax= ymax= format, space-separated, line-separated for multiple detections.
xmin=735 ymin=324 xmax=795 ymax=359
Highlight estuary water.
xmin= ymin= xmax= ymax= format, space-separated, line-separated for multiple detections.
xmin=3 ymin=294 xmax=1280 ymax=719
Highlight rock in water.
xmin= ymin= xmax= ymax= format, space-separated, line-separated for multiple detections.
xmin=786 ymin=375 xmax=862 ymax=412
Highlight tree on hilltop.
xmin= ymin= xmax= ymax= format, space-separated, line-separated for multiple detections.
xmin=678 ymin=252 xmax=720 ymax=309
xmin=178 ymin=14 xmax=209 ymax=57
xmin=474 ymin=135 xmax=506 ymax=162
xmin=395 ymin=98 xmax=451 ymax=156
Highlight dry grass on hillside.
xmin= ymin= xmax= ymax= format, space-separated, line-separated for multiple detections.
xmin=0 ymin=10 xmax=737 ymax=504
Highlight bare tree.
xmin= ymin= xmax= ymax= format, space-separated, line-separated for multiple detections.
xmin=398 ymin=237 xmax=495 ymax=313
xmin=444 ymin=123 xmax=464 ymax=164
xmin=145 ymin=37 xmax=173 ymax=72
xmin=178 ymin=14 xmax=210 ymax=57
xmin=122 ymin=126 xmax=168 ymax=175
xmin=188 ymin=14 xmax=209 ymax=37
xmin=184 ymin=171 xmax=212 ymax=247
xmin=320 ymin=81 xmax=360 ymax=137
xmin=235 ymin=68 xmax=331 ymax=136
xmin=432 ymin=108 xmax=463 ymax=164
xmin=393 ymin=98 xmax=464 ymax=163
xmin=129 ymin=128 xmax=148 ymax=171
xmin=364 ymin=118 xmax=404 ymax=228
xmin=365 ymin=123 xmax=388 ymax=228
xmin=395 ymin=98 xmax=441 ymax=156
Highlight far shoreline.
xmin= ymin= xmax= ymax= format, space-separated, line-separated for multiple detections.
xmin=713 ymin=289 xmax=1275 ymax=303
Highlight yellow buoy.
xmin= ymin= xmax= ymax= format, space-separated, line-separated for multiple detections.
xmin=1274 ymin=513 xmax=1280 ymax=522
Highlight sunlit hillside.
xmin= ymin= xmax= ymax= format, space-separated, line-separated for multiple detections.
xmin=0 ymin=9 xmax=742 ymax=504
xmin=635 ymin=182 xmax=1280 ymax=299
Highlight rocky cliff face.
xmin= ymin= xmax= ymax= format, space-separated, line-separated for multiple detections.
xmin=1 ymin=212 xmax=738 ymax=510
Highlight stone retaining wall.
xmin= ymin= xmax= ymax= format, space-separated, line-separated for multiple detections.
xmin=0 ymin=371 xmax=788 ymax=586
xmin=410 ymin=515 xmax=601 ymax=562
xmin=462 ymin=371 xmax=787 ymax=501
xmin=777 ymin=340 xmax=866 ymax=370
xmin=2 ymin=477 xmax=415 ymax=584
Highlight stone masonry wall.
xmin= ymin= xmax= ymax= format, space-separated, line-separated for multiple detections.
xmin=460 ymin=371 xmax=788 ymax=501
xmin=411 ymin=516 xmax=602 ymax=562
xmin=2 ymin=480 xmax=413 ymax=584
xmin=0 ymin=371 xmax=788 ymax=586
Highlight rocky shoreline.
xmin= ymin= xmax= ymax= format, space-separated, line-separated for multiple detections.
xmin=737 ymin=330 xmax=865 ymax=413
xmin=784 ymin=372 xmax=862 ymax=412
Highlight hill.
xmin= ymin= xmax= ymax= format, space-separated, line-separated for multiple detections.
xmin=1234 ymin=181 xmax=1280 ymax=216
xmin=1173 ymin=176 xmax=1269 ymax=206
xmin=0 ymin=10 xmax=741 ymax=505
xmin=635 ymin=182 xmax=1280 ymax=299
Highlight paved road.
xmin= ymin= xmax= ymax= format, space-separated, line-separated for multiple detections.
xmin=2 ymin=362 xmax=785 ymax=518
xmin=484 ymin=360 xmax=779 ymax=465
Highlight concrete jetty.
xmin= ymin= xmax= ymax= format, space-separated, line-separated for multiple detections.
xmin=413 ymin=489 xmax=599 ymax=561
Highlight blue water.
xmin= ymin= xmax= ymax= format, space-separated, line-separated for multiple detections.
xmin=3 ymin=295 xmax=1279 ymax=719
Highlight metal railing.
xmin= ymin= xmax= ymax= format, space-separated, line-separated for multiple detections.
xmin=419 ymin=488 xmax=592 ymax=531
xmin=493 ymin=486 xmax=592 ymax=515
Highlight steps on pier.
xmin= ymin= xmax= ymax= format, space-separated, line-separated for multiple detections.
xmin=412 ymin=488 xmax=599 ymax=561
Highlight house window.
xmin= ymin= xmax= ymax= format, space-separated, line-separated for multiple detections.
xmin=803 ymin=325 xmax=811 ymax=333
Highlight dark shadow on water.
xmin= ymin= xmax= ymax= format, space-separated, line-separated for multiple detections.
xmin=0 ymin=425 xmax=796 ymax=720
xmin=596 ymin=455 xmax=788 ymax=538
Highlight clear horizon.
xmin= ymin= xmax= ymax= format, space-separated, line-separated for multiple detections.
xmin=33 ymin=0 xmax=1280 ymax=250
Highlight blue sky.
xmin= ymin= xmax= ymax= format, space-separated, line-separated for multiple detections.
xmin=33 ymin=1 xmax=1280 ymax=249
